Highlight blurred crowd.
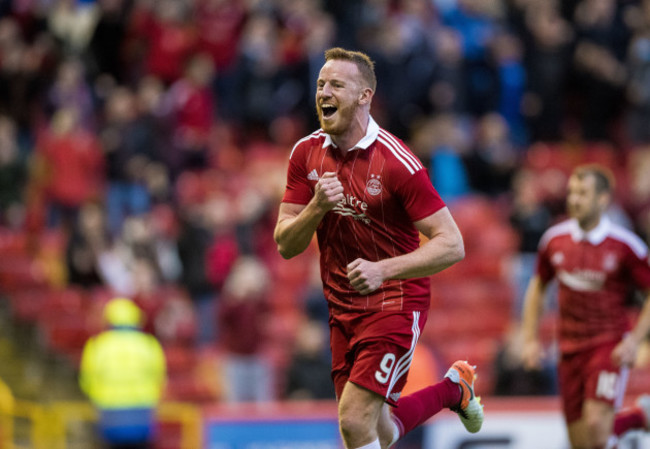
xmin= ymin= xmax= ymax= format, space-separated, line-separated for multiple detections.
xmin=1 ymin=0 xmax=650 ymax=402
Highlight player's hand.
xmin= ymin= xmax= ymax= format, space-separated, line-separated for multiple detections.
xmin=521 ymin=338 xmax=544 ymax=370
xmin=347 ymin=258 xmax=385 ymax=295
xmin=313 ymin=171 xmax=344 ymax=212
xmin=612 ymin=334 xmax=638 ymax=367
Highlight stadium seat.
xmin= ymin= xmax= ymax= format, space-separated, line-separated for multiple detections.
xmin=37 ymin=288 xmax=91 ymax=363
xmin=7 ymin=288 xmax=47 ymax=324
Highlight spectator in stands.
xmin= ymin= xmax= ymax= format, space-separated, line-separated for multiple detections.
xmin=427 ymin=27 xmax=466 ymax=114
xmin=301 ymin=9 xmax=337 ymax=127
xmin=494 ymin=325 xmax=557 ymax=396
xmin=35 ymin=106 xmax=105 ymax=230
xmin=164 ymin=52 xmax=216 ymax=174
xmin=194 ymin=0 xmax=247 ymax=74
xmin=231 ymin=13 xmax=296 ymax=133
xmin=440 ymin=0 xmax=500 ymax=116
xmin=218 ymin=255 xmax=274 ymax=403
xmin=128 ymin=0 xmax=197 ymax=84
xmin=177 ymin=193 xmax=238 ymax=346
xmin=65 ymin=201 xmax=110 ymax=288
xmin=80 ymin=298 xmax=166 ymax=449
xmin=625 ymin=29 xmax=650 ymax=145
xmin=572 ymin=0 xmax=631 ymax=141
xmin=47 ymin=0 xmax=99 ymax=56
xmin=285 ymin=319 xmax=334 ymax=400
xmin=492 ymin=31 xmax=527 ymax=145
xmin=464 ymin=112 xmax=518 ymax=197
xmin=508 ymin=169 xmax=553 ymax=316
xmin=100 ymin=86 xmax=152 ymax=236
xmin=153 ymin=287 xmax=197 ymax=346
xmin=625 ymin=148 xmax=650 ymax=243
xmin=86 ymin=0 xmax=132 ymax=83
xmin=368 ymin=3 xmax=438 ymax=137
xmin=519 ymin=1 xmax=573 ymax=141
xmin=413 ymin=114 xmax=471 ymax=201
xmin=45 ymin=59 xmax=96 ymax=130
xmin=0 ymin=116 xmax=26 ymax=228
xmin=133 ymin=76 xmax=173 ymax=176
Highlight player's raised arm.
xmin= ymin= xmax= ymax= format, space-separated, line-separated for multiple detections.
xmin=274 ymin=172 xmax=344 ymax=259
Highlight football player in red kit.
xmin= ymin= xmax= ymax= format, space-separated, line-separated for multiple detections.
xmin=274 ymin=47 xmax=483 ymax=449
xmin=521 ymin=164 xmax=650 ymax=449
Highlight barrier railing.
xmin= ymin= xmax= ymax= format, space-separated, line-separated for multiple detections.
xmin=0 ymin=380 xmax=201 ymax=449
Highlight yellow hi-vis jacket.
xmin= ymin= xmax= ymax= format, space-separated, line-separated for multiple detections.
xmin=79 ymin=329 xmax=166 ymax=410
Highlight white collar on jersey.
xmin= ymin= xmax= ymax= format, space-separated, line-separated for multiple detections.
xmin=322 ymin=116 xmax=379 ymax=151
xmin=569 ymin=216 xmax=610 ymax=245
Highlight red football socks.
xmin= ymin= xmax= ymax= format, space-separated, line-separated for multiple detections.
xmin=613 ymin=407 xmax=646 ymax=436
xmin=391 ymin=378 xmax=461 ymax=438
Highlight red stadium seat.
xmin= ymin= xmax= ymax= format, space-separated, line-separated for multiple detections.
xmin=37 ymin=288 xmax=92 ymax=363
xmin=7 ymin=288 xmax=47 ymax=324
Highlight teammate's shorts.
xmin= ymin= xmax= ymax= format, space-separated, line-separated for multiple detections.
xmin=558 ymin=341 xmax=629 ymax=423
xmin=328 ymin=307 xmax=428 ymax=406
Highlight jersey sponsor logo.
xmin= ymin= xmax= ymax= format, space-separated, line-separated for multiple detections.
xmin=332 ymin=194 xmax=370 ymax=224
xmin=557 ymin=269 xmax=606 ymax=291
xmin=307 ymin=169 xmax=319 ymax=181
xmin=366 ymin=174 xmax=382 ymax=196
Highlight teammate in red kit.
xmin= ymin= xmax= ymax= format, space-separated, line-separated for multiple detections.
xmin=521 ymin=164 xmax=650 ymax=449
xmin=274 ymin=47 xmax=484 ymax=449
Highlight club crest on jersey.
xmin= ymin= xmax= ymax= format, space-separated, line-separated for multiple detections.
xmin=551 ymin=251 xmax=565 ymax=266
xmin=366 ymin=174 xmax=382 ymax=196
xmin=602 ymin=252 xmax=618 ymax=271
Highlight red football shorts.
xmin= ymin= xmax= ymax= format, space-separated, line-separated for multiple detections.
xmin=328 ymin=308 xmax=428 ymax=406
xmin=558 ymin=341 xmax=629 ymax=423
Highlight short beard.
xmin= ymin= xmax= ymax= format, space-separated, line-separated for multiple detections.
xmin=317 ymin=104 xmax=353 ymax=135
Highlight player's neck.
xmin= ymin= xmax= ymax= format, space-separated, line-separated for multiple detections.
xmin=578 ymin=214 xmax=602 ymax=233
xmin=331 ymin=113 xmax=369 ymax=153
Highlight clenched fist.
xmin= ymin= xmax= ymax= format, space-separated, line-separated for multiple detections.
xmin=313 ymin=171 xmax=344 ymax=212
xmin=347 ymin=258 xmax=385 ymax=295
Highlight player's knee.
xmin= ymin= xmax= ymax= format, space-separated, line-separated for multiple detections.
xmin=339 ymin=410 xmax=372 ymax=442
xmin=582 ymin=417 xmax=609 ymax=449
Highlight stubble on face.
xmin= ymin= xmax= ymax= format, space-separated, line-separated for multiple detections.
xmin=566 ymin=175 xmax=602 ymax=229
xmin=315 ymin=60 xmax=364 ymax=137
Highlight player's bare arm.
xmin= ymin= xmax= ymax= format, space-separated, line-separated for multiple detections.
xmin=274 ymin=172 xmax=344 ymax=259
xmin=347 ymin=207 xmax=464 ymax=295
xmin=520 ymin=275 xmax=547 ymax=370
xmin=612 ymin=290 xmax=650 ymax=366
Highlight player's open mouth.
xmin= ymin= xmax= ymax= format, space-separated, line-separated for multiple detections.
xmin=321 ymin=104 xmax=337 ymax=118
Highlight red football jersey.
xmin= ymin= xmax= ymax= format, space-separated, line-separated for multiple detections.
xmin=282 ymin=118 xmax=445 ymax=312
xmin=536 ymin=217 xmax=650 ymax=353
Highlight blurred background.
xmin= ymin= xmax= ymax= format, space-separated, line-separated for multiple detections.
xmin=0 ymin=0 xmax=649 ymax=447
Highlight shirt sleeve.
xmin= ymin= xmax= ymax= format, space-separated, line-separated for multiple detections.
xmin=535 ymin=237 xmax=555 ymax=284
xmin=627 ymin=245 xmax=650 ymax=291
xmin=396 ymin=168 xmax=446 ymax=222
xmin=281 ymin=145 xmax=313 ymax=205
